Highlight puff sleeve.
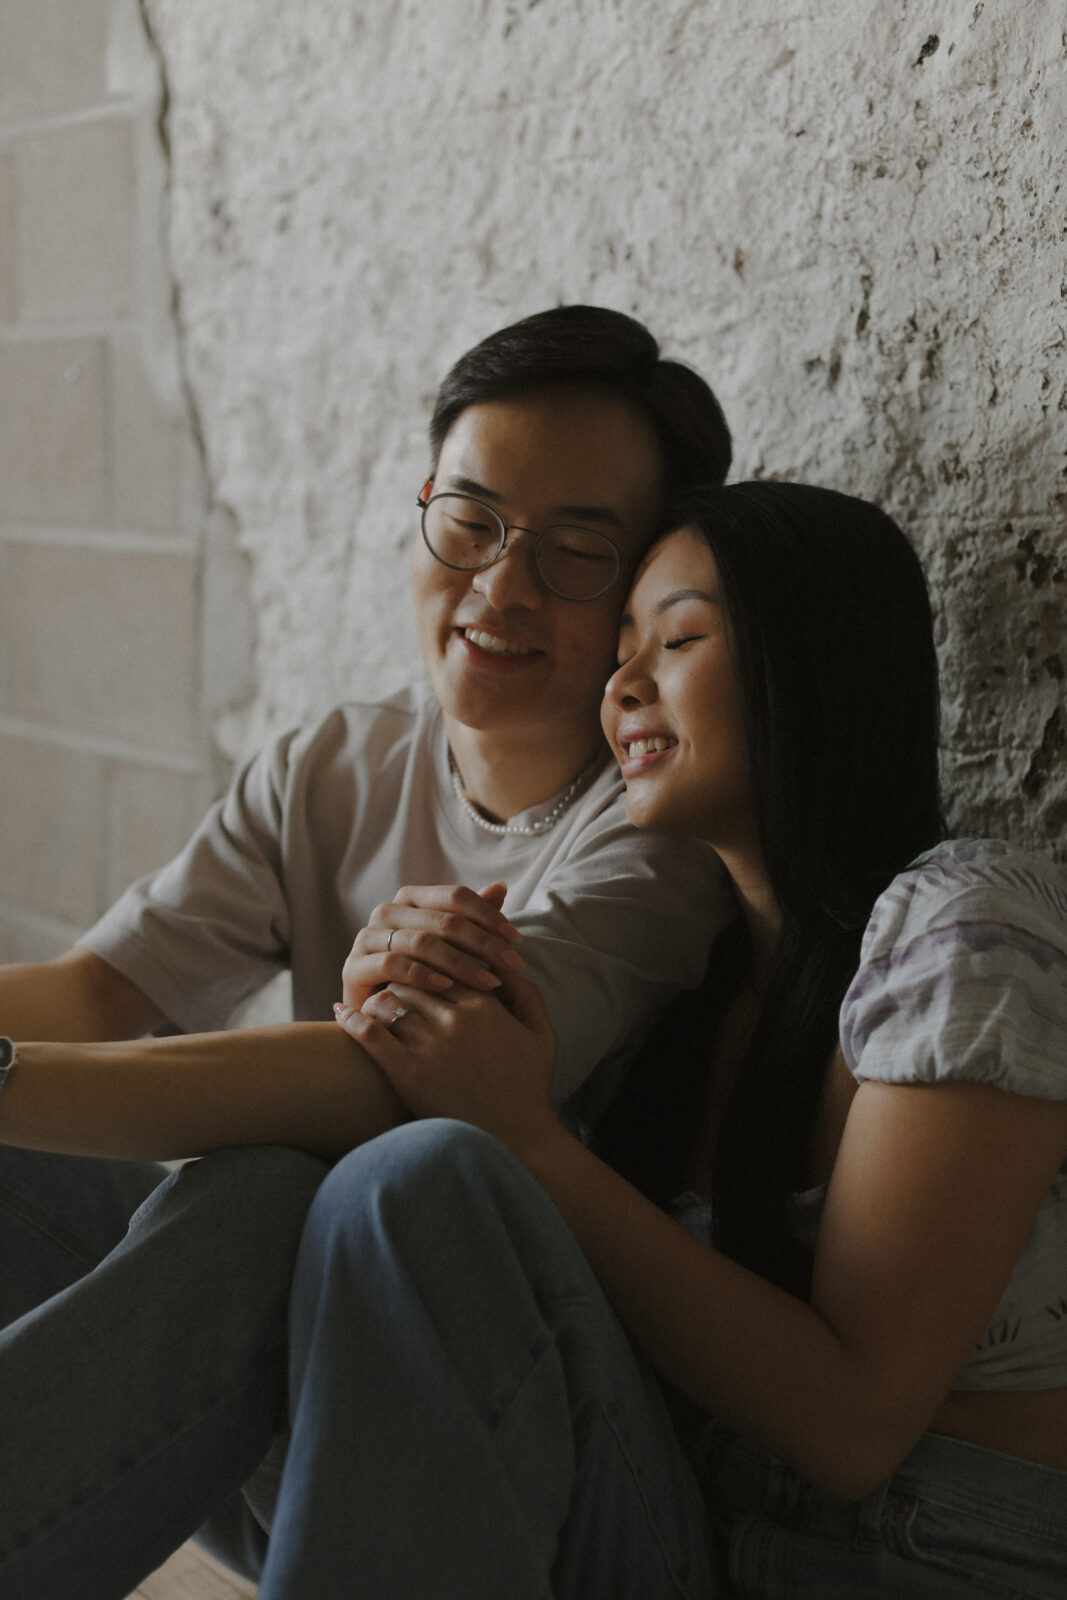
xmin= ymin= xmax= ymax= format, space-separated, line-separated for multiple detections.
xmin=839 ymin=840 xmax=1067 ymax=1100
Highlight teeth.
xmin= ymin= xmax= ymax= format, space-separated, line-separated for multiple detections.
xmin=626 ymin=737 xmax=675 ymax=757
xmin=465 ymin=628 xmax=536 ymax=656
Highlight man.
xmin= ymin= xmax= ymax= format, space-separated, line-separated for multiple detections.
xmin=0 ymin=305 xmax=732 ymax=1595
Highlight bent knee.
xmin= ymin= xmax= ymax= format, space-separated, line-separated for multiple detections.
xmin=310 ymin=1119 xmax=527 ymax=1228
xmin=137 ymin=1143 xmax=329 ymax=1234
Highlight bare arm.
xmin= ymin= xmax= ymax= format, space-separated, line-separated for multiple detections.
xmin=0 ymin=1022 xmax=405 ymax=1164
xmin=344 ymin=977 xmax=1067 ymax=1501
xmin=511 ymin=1080 xmax=1067 ymax=1499
xmin=0 ymin=948 xmax=164 ymax=1042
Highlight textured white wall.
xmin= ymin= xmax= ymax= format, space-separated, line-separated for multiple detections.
xmin=145 ymin=0 xmax=1066 ymax=856
xmin=0 ymin=0 xmax=210 ymax=962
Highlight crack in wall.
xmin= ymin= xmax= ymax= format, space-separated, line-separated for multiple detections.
xmin=135 ymin=0 xmax=257 ymax=782
xmin=136 ymin=0 xmax=208 ymax=499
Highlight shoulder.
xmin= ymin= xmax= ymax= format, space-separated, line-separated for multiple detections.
xmin=257 ymin=684 xmax=436 ymax=785
xmin=857 ymin=838 xmax=1067 ymax=960
xmin=841 ymin=840 xmax=1067 ymax=1099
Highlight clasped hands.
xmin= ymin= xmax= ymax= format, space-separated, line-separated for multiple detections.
xmin=333 ymin=882 xmax=558 ymax=1148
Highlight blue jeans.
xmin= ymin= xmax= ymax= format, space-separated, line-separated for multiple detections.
xmin=703 ymin=1422 xmax=1067 ymax=1597
xmin=260 ymin=1119 xmax=1067 ymax=1600
xmin=258 ymin=1119 xmax=716 ymax=1600
xmin=8 ymin=1133 xmax=1067 ymax=1598
xmin=0 ymin=1143 xmax=326 ymax=1600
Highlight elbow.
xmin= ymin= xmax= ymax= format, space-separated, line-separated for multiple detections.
xmin=793 ymin=1419 xmax=923 ymax=1504
xmin=802 ymin=1455 xmax=896 ymax=1505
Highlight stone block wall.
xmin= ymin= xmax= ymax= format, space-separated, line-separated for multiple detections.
xmin=0 ymin=0 xmax=208 ymax=961
xmin=1 ymin=0 xmax=1064 ymax=978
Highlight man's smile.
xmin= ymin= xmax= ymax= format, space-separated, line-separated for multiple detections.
xmin=460 ymin=627 xmax=542 ymax=658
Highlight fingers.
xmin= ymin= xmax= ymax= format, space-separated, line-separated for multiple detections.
xmin=343 ymin=897 xmax=523 ymax=1008
xmin=341 ymin=936 xmax=507 ymax=1013
xmin=386 ymin=884 xmax=521 ymax=946
xmin=341 ymin=944 xmax=458 ymax=1013
xmin=354 ymin=983 xmax=459 ymax=1030
xmin=333 ymin=1002 xmax=409 ymax=1088
xmin=497 ymin=972 xmax=557 ymax=1042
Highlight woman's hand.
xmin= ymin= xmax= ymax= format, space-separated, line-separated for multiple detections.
xmin=334 ymin=974 xmax=558 ymax=1152
xmin=339 ymin=882 xmax=524 ymax=1013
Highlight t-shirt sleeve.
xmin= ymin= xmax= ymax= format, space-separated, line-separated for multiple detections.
xmin=509 ymin=803 xmax=736 ymax=1112
xmin=78 ymin=729 xmax=301 ymax=1032
xmin=839 ymin=841 xmax=1067 ymax=1101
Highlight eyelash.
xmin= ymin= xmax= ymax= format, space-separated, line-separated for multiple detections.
xmin=665 ymin=634 xmax=704 ymax=650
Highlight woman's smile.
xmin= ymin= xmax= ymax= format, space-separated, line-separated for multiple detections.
xmin=616 ymin=732 xmax=679 ymax=778
xmin=602 ymin=525 xmax=755 ymax=850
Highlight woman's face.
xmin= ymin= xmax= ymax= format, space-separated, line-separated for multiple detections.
xmin=601 ymin=526 xmax=757 ymax=850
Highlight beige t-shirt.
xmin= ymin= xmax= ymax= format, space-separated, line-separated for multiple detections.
xmin=81 ymin=687 xmax=733 ymax=1111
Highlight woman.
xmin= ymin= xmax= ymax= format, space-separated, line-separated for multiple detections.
xmin=293 ymin=481 xmax=1067 ymax=1598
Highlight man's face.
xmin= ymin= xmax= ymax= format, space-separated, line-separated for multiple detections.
xmin=412 ymin=388 xmax=664 ymax=749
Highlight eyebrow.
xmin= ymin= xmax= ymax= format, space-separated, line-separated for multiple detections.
xmin=441 ymin=474 xmax=626 ymax=530
xmin=620 ymin=587 xmax=718 ymax=628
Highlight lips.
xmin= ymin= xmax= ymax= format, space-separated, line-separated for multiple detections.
xmin=614 ymin=729 xmax=678 ymax=776
xmin=623 ymin=736 xmax=676 ymax=758
xmin=454 ymin=625 xmax=545 ymax=669
xmin=461 ymin=627 xmax=540 ymax=657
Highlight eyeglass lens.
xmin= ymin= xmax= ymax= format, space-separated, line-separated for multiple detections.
xmin=421 ymin=494 xmax=619 ymax=600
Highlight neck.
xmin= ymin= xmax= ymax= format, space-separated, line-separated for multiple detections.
xmin=445 ymin=715 xmax=604 ymax=822
xmin=715 ymin=846 xmax=781 ymax=989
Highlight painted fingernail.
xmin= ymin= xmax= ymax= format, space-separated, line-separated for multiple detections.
xmin=474 ymin=969 xmax=502 ymax=988
xmin=334 ymin=1002 xmax=354 ymax=1024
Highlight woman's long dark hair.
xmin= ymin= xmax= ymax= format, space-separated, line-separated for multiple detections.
xmin=593 ymin=481 xmax=947 ymax=1297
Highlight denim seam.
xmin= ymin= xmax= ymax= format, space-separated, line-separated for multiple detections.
xmin=0 ymin=1352 xmax=280 ymax=1559
xmin=0 ymin=1186 xmax=105 ymax=1273
xmin=894 ymin=1480 xmax=1067 ymax=1542
xmin=594 ymin=1399 xmax=705 ymax=1600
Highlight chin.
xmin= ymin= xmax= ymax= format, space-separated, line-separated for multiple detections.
xmin=623 ymin=790 xmax=668 ymax=832
xmin=625 ymin=788 xmax=709 ymax=841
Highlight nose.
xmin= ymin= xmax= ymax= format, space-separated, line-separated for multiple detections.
xmin=604 ymin=652 xmax=657 ymax=711
xmin=471 ymin=530 xmax=545 ymax=611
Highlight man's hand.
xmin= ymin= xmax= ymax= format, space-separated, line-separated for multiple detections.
xmin=340 ymin=882 xmax=524 ymax=1013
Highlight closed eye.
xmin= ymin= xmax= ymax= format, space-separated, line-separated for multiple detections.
xmin=559 ymin=545 xmax=612 ymax=563
xmin=665 ymin=634 xmax=706 ymax=650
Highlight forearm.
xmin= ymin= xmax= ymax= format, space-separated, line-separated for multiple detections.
xmin=0 ymin=1023 xmax=406 ymax=1163
xmin=0 ymin=949 xmax=162 ymax=1041
xmin=512 ymin=1119 xmax=904 ymax=1499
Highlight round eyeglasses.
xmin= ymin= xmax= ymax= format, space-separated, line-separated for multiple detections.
xmin=417 ymin=488 xmax=621 ymax=602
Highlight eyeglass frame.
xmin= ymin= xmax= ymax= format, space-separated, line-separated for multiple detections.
xmin=416 ymin=481 xmax=623 ymax=602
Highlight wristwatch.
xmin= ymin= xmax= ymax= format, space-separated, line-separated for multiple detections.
xmin=0 ymin=1036 xmax=18 ymax=1095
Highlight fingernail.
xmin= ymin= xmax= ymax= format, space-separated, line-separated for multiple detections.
xmin=334 ymin=1002 xmax=354 ymax=1024
xmin=475 ymin=970 xmax=502 ymax=988
xmin=499 ymin=949 xmax=525 ymax=972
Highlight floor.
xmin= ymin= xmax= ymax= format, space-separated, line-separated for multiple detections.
xmin=130 ymin=1541 xmax=257 ymax=1599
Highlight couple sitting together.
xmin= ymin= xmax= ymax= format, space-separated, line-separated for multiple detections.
xmin=1 ymin=305 xmax=1065 ymax=1599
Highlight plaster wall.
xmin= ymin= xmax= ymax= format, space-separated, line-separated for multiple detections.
xmin=144 ymin=0 xmax=1066 ymax=859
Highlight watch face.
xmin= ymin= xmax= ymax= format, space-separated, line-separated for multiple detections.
xmin=0 ymin=1038 xmax=14 ymax=1072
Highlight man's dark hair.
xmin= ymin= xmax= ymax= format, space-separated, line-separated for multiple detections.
xmin=429 ymin=304 xmax=732 ymax=491
xmin=593 ymin=482 xmax=946 ymax=1298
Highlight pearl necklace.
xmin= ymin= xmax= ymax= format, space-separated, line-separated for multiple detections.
xmin=448 ymin=752 xmax=593 ymax=837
